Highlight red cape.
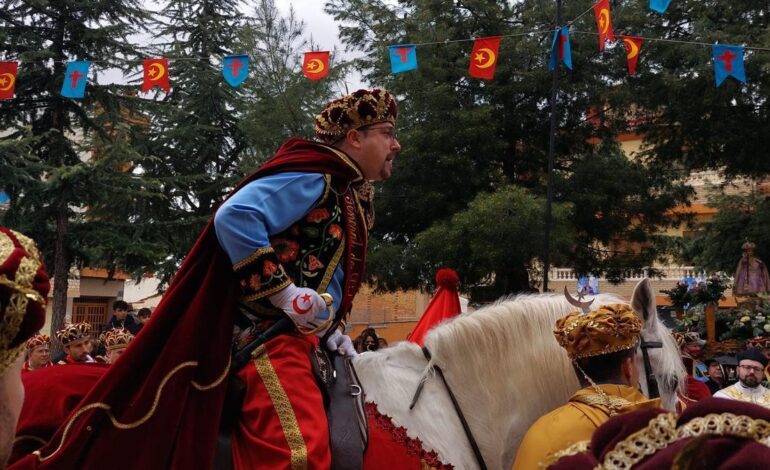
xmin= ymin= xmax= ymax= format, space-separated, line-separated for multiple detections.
xmin=10 ymin=139 xmax=364 ymax=469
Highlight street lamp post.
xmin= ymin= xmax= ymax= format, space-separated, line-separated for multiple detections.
xmin=542 ymin=0 xmax=563 ymax=292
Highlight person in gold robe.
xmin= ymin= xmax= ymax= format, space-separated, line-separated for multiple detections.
xmin=512 ymin=304 xmax=660 ymax=470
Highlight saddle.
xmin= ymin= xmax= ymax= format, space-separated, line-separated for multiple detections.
xmin=212 ymin=344 xmax=368 ymax=470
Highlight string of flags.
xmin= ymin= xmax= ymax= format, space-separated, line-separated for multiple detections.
xmin=0 ymin=50 xmax=332 ymax=100
xmin=0 ymin=0 xmax=762 ymax=101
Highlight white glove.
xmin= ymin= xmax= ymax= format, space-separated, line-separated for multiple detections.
xmin=325 ymin=328 xmax=357 ymax=357
xmin=268 ymin=284 xmax=328 ymax=329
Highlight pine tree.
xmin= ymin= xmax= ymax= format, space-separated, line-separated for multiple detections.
xmin=140 ymin=0 xmax=250 ymax=280
xmin=0 ymin=0 xmax=158 ymax=351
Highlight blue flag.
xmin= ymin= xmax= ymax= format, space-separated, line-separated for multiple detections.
xmin=388 ymin=44 xmax=418 ymax=74
xmin=548 ymin=26 xmax=572 ymax=71
xmin=649 ymin=0 xmax=672 ymax=13
xmin=223 ymin=54 xmax=249 ymax=87
xmin=713 ymin=44 xmax=746 ymax=87
xmin=61 ymin=61 xmax=90 ymax=98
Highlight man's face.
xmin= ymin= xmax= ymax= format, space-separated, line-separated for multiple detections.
xmin=64 ymin=339 xmax=90 ymax=362
xmin=28 ymin=345 xmax=50 ymax=368
xmin=683 ymin=343 xmax=702 ymax=360
xmin=0 ymin=355 xmax=25 ymax=467
xmin=738 ymin=360 xmax=765 ymax=388
xmin=106 ymin=347 xmax=126 ymax=364
xmin=354 ymin=123 xmax=400 ymax=181
xmin=114 ymin=308 xmax=128 ymax=320
xmin=708 ymin=362 xmax=723 ymax=380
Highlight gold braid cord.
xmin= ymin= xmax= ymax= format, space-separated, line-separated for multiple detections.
xmin=596 ymin=412 xmax=770 ymax=470
xmin=35 ymin=356 xmax=230 ymax=462
xmin=252 ymin=345 xmax=309 ymax=470
xmin=540 ymin=440 xmax=591 ymax=469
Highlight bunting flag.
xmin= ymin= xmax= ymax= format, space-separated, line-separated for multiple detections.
xmin=303 ymin=51 xmax=330 ymax=80
xmin=593 ymin=0 xmax=616 ymax=51
xmin=222 ymin=54 xmax=249 ymax=87
xmin=388 ymin=44 xmax=418 ymax=74
xmin=468 ymin=36 xmax=501 ymax=80
xmin=61 ymin=61 xmax=90 ymax=98
xmin=619 ymin=36 xmax=643 ymax=76
xmin=0 ymin=61 xmax=18 ymax=100
xmin=713 ymin=44 xmax=746 ymax=87
xmin=649 ymin=0 xmax=672 ymax=13
xmin=549 ymin=26 xmax=572 ymax=71
xmin=143 ymin=58 xmax=170 ymax=93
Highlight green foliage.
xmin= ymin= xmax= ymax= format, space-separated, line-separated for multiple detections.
xmin=686 ymin=193 xmax=770 ymax=273
xmin=722 ymin=298 xmax=770 ymax=341
xmin=325 ymin=0 xmax=692 ymax=298
xmin=662 ymin=273 xmax=732 ymax=309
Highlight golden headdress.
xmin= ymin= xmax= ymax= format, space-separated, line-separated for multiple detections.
xmin=55 ymin=322 xmax=92 ymax=346
xmin=100 ymin=328 xmax=134 ymax=351
xmin=0 ymin=227 xmax=49 ymax=373
xmin=26 ymin=333 xmax=51 ymax=351
xmin=314 ymin=88 xmax=398 ymax=144
xmin=554 ymin=304 xmax=642 ymax=360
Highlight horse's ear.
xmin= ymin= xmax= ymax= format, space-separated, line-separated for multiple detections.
xmin=630 ymin=278 xmax=656 ymax=323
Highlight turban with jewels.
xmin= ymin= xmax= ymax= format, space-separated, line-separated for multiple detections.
xmin=0 ymin=227 xmax=49 ymax=373
xmin=554 ymin=304 xmax=642 ymax=360
xmin=314 ymin=88 xmax=398 ymax=144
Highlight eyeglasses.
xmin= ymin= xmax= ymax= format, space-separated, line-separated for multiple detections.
xmin=361 ymin=125 xmax=398 ymax=141
xmin=739 ymin=364 xmax=765 ymax=373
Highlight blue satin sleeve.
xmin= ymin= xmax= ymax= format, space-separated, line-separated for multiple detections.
xmin=214 ymin=172 xmax=343 ymax=314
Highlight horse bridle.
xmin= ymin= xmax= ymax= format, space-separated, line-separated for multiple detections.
xmin=639 ymin=304 xmax=663 ymax=399
xmin=640 ymin=335 xmax=663 ymax=399
xmin=410 ymin=347 xmax=489 ymax=470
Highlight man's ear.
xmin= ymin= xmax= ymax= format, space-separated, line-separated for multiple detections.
xmin=344 ymin=128 xmax=363 ymax=149
xmin=622 ymin=356 xmax=636 ymax=385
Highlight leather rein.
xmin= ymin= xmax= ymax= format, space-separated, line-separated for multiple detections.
xmin=639 ymin=304 xmax=663 ymax=399
xmin=409 ymin=347 xmax=488 ymax=470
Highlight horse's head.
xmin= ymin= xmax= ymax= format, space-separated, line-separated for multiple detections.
xmin=628 ymin=278 xmax=686 ymax=410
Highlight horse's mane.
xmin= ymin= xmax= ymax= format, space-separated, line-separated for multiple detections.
xmin=422 ymin=293 xmax=595 ymax=415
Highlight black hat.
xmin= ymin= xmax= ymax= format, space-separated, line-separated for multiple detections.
xmin=737 ymin=348 xmax=769 ymax=368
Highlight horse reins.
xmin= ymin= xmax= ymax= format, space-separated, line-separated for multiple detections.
xmin=639 ymin=304 xmax=663 ymax=399
xmin=411 ymin=347 xmax=489 ymax=470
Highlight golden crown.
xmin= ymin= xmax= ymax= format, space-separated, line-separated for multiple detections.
xmin=100 ymin=328 xmax=134 ymax=351
xmin=55 ymin=322 xmax=92 ymax=346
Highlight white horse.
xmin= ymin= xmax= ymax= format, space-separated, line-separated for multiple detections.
xmin=353 ymin=278 xmax=685 ymax=470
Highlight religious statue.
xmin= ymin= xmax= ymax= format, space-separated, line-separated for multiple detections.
xmin=734 ymin=241 xmax=770 ymax=295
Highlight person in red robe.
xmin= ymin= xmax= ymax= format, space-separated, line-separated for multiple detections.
xmin=0 ymin=228 xmax=49 ymax=467
xmin=9 ymin=88 xmax=400 ymax=470
xmin=22 ymin=335 xmax=52 ymax=373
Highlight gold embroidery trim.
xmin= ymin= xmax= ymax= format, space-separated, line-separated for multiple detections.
xmin=540 ymin=440 xmax=590 ymax=469
xmin=0 ymin=231 xmax=13 ymax=263
xmin=572 ymin=394 xmax=634 ymax=415
xmin=316 ymin=174 xmax=332 ymax=206
xmin=14 ymin=434 xmax=48 ymax=446
xmin=597 ymin=412 xmax=770 ymax=470
xmin=242 ymin=277 xmax=293 ymax=302
xmin=234 ymin=246 xmax=275 ymax=272
xmin=36 ymin=357 xmax=230 ymax=462
xmin=320 ymin=145 xmax=364 ymax=182
xmin=318 ymin=238 xmax=345 ymax=294
xmin=253 ymin=345 xmax=308 ymax=470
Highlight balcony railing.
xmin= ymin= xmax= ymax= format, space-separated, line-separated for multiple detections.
xmin=548 ymin=266 xmax=706 ymax=282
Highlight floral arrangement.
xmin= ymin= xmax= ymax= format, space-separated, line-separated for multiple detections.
xmin=662 ymin=272 xmax=732 ymax=309
xmin=673 ymin=304 xmax=734 ymax=338
xmin=718 ymin=294 xmax=770 ymax=341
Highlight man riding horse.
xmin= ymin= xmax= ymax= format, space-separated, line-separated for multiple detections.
xmin=8 ymin=89 xmax=399 ymax=470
